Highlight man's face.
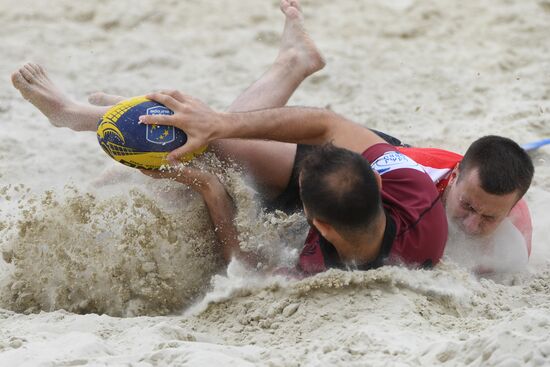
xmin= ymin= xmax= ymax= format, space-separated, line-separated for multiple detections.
xmin=303 ymin=204 xmax=374 ymax=264
xmin=445 ymin=168 xmax=519 ymax=237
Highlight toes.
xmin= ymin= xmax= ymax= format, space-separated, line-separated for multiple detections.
xmin=11 ymin=71 xmax=27 ymax=89
xmin=27 ymin=63 xmax=40 ymax=74
xmin=280 ymin=0 xmax=290 ymax=13
xmin=19 ymin=66 xmax=34 ymax=83
xmin=281 ymin=0 xmax=302 ymax=20
xmin=282 ymin=0 xmax=301 ymax=12
xmin=290 ymin=0 xmax=301 ymax=10
xmin=24 ymin=63 xmax=37 ymax=76
xmin=30 ymin=63 xmax=45 ymax=76
xmin=87 ymin=92 xmax=104 ymax=105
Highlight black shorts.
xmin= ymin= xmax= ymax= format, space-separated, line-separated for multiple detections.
xmin=265 ymin=130 xmax=407 ymax=214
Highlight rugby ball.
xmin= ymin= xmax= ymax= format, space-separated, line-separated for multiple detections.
xmin=96 ymin=96 xmax=205 ymax=169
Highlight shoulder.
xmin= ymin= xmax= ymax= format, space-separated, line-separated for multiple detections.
xmin=398 ymin=146 xmax=463 ymax=166
xmin=507 ymin=199 xmax=533 ymax=257
xmin=362 ymin=144 xmax=439 ymax=199
xmin=397 ymin=147 xmax=462 ymax=186
xmin=362 ymin=143 xmax=427 ymax=176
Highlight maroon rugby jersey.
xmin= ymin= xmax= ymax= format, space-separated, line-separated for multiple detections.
xmin=297 ymin=143 xmax=448 ymax=276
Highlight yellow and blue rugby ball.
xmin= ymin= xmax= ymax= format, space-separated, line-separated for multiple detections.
xmin=97 ymin=96 xmax=206 ymax=169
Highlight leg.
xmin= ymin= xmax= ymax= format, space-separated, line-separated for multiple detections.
xmin=227 ymin=1 xmax=323 ymax=112
xmin=212 ymin=0 xmax=325 ymax=197
xmin=92 ymin=1 xmax=323 ymax=116
xmin=11 ymin=63 xmax=108 ymax=132
xmin=89 ymin=0 xmax=325 ymax=198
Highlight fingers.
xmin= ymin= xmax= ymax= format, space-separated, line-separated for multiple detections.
xmin=140 ymin=90 xmax=211 ymax=162
xmin=167 ymin=146 xmax=189 ymax=164
xmin=140 ymin=169 xmax=166 ymax=179
xmin=140 ymin=167 xmax=183 ymax=179
xmin=167 ymin=140 xmax=204 ymax=163
xmin=146 ymin=89 xmax=192 ymax=106
xmin=159 ymin=89 xmax=192 ymax=102
xmin=141 ymin=165 xmax=209 ymax=190
xmin=141 ymin=90 xmax=190 ymax=126
xmin=138 ymin=113 xmax=177 ymax=126
xmin=145 ymin=92 xmax=181 ymax=111
xmin=141 ymin=89 xmax=201 ymax=126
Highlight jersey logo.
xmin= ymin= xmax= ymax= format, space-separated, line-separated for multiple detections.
xmin=371 ymin=151 xmax=426 ymax=175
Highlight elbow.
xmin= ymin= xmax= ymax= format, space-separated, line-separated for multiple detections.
xmin=316 ymin=109 xmax=342 ymax=144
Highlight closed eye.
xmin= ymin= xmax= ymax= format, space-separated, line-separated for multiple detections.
xmin=462 ymin=202 xmax=496 ymax=222
xmin=482 ymin=215 xmax=496 ymax=223
xmin=461 ymin=201 xmax=475 ymax=212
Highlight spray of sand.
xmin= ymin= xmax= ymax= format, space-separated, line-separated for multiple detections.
xmin=0 ymin=153 xmax=308 ymax=316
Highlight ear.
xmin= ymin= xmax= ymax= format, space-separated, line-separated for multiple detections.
xmin=373 ymin=171 xmax=382 ymax=190
xmin=312 ymin=218 xmax=335 ymax=239
xmin=449 ymin=166 xmax=459 ymax=185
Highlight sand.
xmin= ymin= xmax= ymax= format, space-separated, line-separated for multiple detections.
xmin=0 ymin=0 xmax=549 ymax=365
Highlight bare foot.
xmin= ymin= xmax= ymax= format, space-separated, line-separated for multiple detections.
xmin=11 ymin=63 xmax=106 ymax=131
xmin=11 ymin=63 xmax=77 ymax=128
xmin=88 ymin=92 xmax=125 ymax=106
xmin=277 ymin=0 xmax=325 ymax=78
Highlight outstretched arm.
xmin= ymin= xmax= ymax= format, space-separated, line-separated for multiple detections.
xmin=139 ymin=90 xmax=385 ymax=162
xmin=218 ymin=106 xmax=384 ymax=152
xmin=142 ymin=167 xmax=259 ymax=268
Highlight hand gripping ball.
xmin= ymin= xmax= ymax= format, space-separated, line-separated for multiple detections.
xmin=96 ymin=96 xmax=206 ymax=169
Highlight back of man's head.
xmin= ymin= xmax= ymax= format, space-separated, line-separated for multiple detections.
xmin=299 ymin=144 xmax=382 ymax=237
xmin=460 ymin=135 xmax=534 ymax=199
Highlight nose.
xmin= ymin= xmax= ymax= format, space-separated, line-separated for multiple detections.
xmin=462 ymin=214 xmax=482 ymax=235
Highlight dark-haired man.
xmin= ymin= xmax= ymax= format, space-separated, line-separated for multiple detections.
xmin=296 ymin=143 xmax=447 ymax=274
xmin=397 ymin=136 xmax=534 ymax=274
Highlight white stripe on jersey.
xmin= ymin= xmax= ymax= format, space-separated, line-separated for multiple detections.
xmin=420 ymin=166 xmax=452 ymax=184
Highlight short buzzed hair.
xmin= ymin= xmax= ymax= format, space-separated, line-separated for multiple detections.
xmin=299 ymin=144 xmax=382 ymax=236
xmin=459 ymin=135 xmax=534 ymax=198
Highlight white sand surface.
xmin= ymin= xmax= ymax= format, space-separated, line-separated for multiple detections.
xmin=0 ymin=0 xmax=549 ymax=365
